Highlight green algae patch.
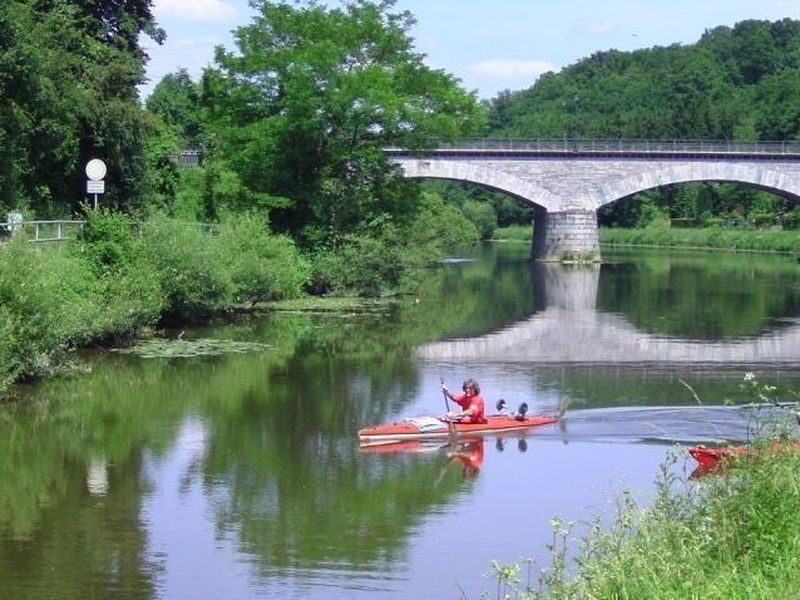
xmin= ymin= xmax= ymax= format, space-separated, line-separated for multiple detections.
xmin=262 ymin=296 xmax=394 ymax=314
xmin=114 ymin=338 xmax=271 ymax=359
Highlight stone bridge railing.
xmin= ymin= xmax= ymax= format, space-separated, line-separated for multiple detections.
xmin=390 ymin=138 xmax=800 ymax=157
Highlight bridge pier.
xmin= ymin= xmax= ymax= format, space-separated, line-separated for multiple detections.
xmin=532 ymin=210 xmax=601 ymax=263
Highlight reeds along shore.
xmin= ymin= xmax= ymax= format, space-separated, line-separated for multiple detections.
xmin=493 ymin=225 xmax=800 ymax=255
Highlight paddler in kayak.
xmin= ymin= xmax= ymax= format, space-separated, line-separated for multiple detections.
xmin=442 ymin=379 xmax=486 ymax=423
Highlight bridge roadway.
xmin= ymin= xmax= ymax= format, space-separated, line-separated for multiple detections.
xmin=415 ymin=264 xmax=800 ymax=367
xmin=387 ymin=139 xmax=800 ymax=262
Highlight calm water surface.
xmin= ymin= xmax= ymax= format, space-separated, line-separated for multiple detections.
xmin=2 ymin=245 xmax=800 ymax=598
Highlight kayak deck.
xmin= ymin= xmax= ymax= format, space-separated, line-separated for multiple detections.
xmin=358 ymin=414 xmax=557 ymax=443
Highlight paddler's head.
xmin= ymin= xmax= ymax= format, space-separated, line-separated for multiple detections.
xmin=462 ymin=379 xmax=480 ymax=396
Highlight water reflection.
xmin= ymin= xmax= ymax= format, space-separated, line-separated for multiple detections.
xmin=2 ymin=246 xmax=800 ymax=598
xmin=418 ymin=259 xmax=800 ymax=366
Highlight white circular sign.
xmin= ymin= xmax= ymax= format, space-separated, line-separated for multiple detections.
xmin=85 ymin=159 xmax=107 ymax=181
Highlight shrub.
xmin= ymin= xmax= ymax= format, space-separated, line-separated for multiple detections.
xmin=406 ymin=192 xmax=479 ymax=252
xmin=0 ymin=238 xmax=96 ymax=386
xmin=462 ymin=199 xmax=497 ymax=240
xmin=782 ymin=208 xmax=800 ymax=230
xmin=213 ymin=212 xmax=310 ymax=304
xmin=138 ymin=215 xmax=233 ymax=319
xmin=310 ymin=233 xmax=404 ymax=297
xmin=75 ymin=209 xmax=137 ymax=274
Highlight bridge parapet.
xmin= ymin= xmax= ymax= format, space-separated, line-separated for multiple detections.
xmin=387 ymin=138 xmax=800 ymax=158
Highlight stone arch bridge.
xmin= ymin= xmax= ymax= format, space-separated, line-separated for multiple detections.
xmin=386 ymin=140 xmax=800 ymax=261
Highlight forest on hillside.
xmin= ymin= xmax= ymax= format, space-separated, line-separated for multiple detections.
xmin=485 ymin=19 xmax=800 ymax=228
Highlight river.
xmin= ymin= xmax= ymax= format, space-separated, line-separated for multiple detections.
xmin=2 ymin=244 xmax=800 ymax=598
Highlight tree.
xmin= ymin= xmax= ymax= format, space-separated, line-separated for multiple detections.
xmin=146 ymin=69 xmax=203 ymax=146
xmin=201 ymin=0 xmax=483 ymax=245
xmin=0 ymin=0 xmax=162 ymax=216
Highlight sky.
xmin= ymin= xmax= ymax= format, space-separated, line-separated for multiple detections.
xmin=143 ymin=0 xmax=800 ymax=99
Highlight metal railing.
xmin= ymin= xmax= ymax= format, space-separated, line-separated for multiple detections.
xmin=0 ymin=220 xmax=85 ymax=244
xmin=387 ymin=138 xmax=800 ymax=155
xmin=0 ymin=220 xmax=218 ymax=245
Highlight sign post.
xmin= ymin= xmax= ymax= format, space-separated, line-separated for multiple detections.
xmin=85 ymin=159 xmax=107 ymax=210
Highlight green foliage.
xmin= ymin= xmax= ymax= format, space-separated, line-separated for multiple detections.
xmin=0 ymin=210 xmax=315 ymax=395
xmin=214 ymin=212 xmax=309 ymax=304
xmin=405 ymin=192 xmax=480 ymax=252
xmin=487 ymin=19 xmax=800 ymax=227
xmin=145 ymin=68 xmax=203 ymax=146
xmin=543 ymin=450 xmax=800 ymax=599
xmin=137 ymin=216 xmax=232 ymax=318
xmin=0 ymin=239 xmax=96 ymax=386
xmin=71 ymin=209 xmax=166 ymax=336
xmin=75 ymin=209 xmax=137 ymax=274
xmin=601 ymin=226 xmax=800 ymax=253
xmin=310 ymin=231 xmax=409 ymax=298
xmin=461 ymin=199 xmax=497 ymax=240
xmin=493 ymin=225 xmax=533 ymax=242
xmin=309 ymin=193 xmax=480 ymax=297
xmin=200 ymin=0 xmax=483 ymax=244
xmin=0 ymin=1 xmax=163 ymax=215
xmin=782 ymin=207 xmax=800 ymax=230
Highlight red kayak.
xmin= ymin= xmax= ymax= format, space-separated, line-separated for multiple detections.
xmin=688 ymin=441 xmax=800 ymax=473
xmin=688 ymin=446 xmax=748 ymax=472
xmin=358 ymin=414 xmax=557 ymax=444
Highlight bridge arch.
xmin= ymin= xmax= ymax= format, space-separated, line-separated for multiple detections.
xmin=593 ymin=163 xmax=800 ymax=210
xmin=394 ymin=158 xmax=560 ymax=212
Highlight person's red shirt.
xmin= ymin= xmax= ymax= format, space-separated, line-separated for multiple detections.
xmin=454 ymin=393 xmax=485 ymax=423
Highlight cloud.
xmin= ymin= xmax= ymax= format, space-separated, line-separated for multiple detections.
xmin=469 ymin=59 xmax=556 ymax=81
xmin=154 ymin=0 xmax=238 ymax=23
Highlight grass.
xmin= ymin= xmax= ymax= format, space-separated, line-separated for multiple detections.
xmin=600 ymin=226 xmax=800 ymax=254
xmin=490 ymin=376 xmax=800 ymax=599
xmin=493 ymin=225 xmax=533 ymax=242
xmin=494 ymin=224 xmax=800 ymax=255
xmin=489 ymin=448 xmax=800 ymax=600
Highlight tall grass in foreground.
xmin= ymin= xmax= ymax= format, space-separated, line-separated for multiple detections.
xmin=489 ymin=449 xmax=800 ymax=600
xmin=488 ymin=376 xmax=800 ymax=600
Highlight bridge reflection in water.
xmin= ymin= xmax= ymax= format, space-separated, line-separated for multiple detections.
xmin=416 ymin=263 xmax=800 ymax=367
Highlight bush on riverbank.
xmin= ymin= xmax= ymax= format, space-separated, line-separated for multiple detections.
xmin=0 ymin=239 xmax=97 ymax=388
xmin=309 ymin=192 xmax=478 ymax=297
xmin=0 ymin=212 xmax=309 ymax=396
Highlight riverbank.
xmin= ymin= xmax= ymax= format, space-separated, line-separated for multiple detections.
xmin=601 ymin=226 xmax=800 ymax=254
xmin=493 ymin=225 xmax=800 ymax=255
xmin=0 ymin=212 xmax=311 ymax=398
xmin=0 ymin=206 xmax=468 ymax=399
xmin=486 ymin=415 xmax=800 ymax=599
xmin=506 ymin=444 xmax=800 ymax=599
